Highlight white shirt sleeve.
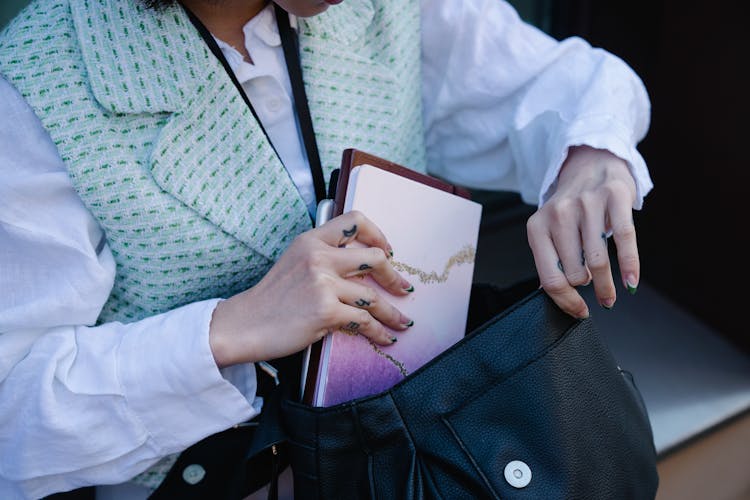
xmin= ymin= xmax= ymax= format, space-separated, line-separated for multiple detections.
xmin=0 ymin=77 xmax=260 ymax=500
xmin=421 ymin=0 xmax=654 ymax=208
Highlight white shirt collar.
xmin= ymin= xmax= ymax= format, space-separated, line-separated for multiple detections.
xmin=213 ymin=3 xmax=281 ymax=76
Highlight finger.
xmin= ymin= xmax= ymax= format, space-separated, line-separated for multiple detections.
xmin=333 ymin=246 xmax=413 ymax=296
xmin=607 ymin=193 xmax=640 ymax=294
xmin=338 ymin=279 xmax=413 ymax=331
xmin=549 ymin=213 xmax=591 ymax=288
xmin=336 ymin=305 xmax=398 ymax=346
xmin=527 ymin=216 xmax=590 ymax=318
xmin=315 ymin=211 xmax=392 ymax=257
xmin=581 ymin=206 xmax=616 ymax=309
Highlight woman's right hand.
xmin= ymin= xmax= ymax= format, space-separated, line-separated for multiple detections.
xmin=208 ymin=211 xmax=415 ymax=368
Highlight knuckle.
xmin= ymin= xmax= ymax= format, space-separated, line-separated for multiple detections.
xmin=578 ymin=191 xmax=599 ymax=207
xmin=612 ymin=223 xmax=636 ymax=241
xmin=317 ymin=300 xmax=340 ymax=325
xmin=297 ymin=228 xmax=320 ymax=245
xmin=356 ymin=310 xmax=373 ymax=328
xmin=598 ymin=184 xmax=617 ymax=200
xmin=565 ymin=270 xmax=590 ymax=286
xmin=541 ymin=275 xmax=570 ymax=295
xmin=367 ymin=247 xmax=386 ymax=264
xmin=584 ymin=251 xmax=608 ymax=270
xmin=314 ymin=272 xmax=336 ymax=290
xmin=610 ymin=178 xmax=636 ymax=198
xmin=304 ymin=248 xmax=328 ymax=270
xmin=547 ymin=199 xmax=574 ymax=222
xmin=348 ymin=210 xmax=366 ymax=226
xmin=526 ymin=215 xmax=546 ymax=242
xmin=363 ymin=287 xmax=379 ymax=306
xmin=587 ymin=259 xmax=609 ymax=272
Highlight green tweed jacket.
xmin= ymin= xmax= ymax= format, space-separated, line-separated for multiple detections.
xmin=0 ymin=0 xmax=427 ymax=323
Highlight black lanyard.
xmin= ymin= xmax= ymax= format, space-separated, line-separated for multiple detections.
xmin=183 ymin=3 xmax=327 ymax=206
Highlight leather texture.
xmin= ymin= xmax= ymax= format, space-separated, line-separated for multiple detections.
xmin=280 ymin=282 xmax=659 ymax=499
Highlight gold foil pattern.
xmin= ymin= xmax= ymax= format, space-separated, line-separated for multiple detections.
xmin=391 ymin=245 xmax=476 ymax=284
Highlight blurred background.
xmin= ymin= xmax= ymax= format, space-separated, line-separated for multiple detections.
xmin=2 ymin=1 xmax=749 ymax=499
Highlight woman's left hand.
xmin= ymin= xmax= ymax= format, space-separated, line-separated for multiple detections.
xmin=526 ymin=145 xmax=640 ymax=318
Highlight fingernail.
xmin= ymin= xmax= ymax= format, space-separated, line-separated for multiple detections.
xmin=625 ymin=275 xmax=638 ymax=295
xmin=600 ymin=298 xmax=615 ymax=310
xmin=402 ymin=281 xmax=414 ymax=293
xmin=388 ymin=247 xmax=394 ymax=258
xmin=390 ymin=336 xmax=398 ymax=343
xmin=398 ymin=313 xmax=414 ymax=328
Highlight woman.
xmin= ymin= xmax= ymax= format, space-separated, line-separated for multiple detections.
xmin=0 ymin=0 xmax=652 ymax=497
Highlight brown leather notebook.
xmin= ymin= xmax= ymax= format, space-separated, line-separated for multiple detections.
xmin=331 ymin=149 xmax=472 ymax=217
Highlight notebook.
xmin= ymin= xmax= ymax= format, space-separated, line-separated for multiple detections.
xmin=301 ymin=149 xmax=483 ymax=407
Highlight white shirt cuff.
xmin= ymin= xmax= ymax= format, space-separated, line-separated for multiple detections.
xmin=539 ymin=114 xmax=654 ymax=210
xmin=117 ymin=298 xmax=259 ymax=454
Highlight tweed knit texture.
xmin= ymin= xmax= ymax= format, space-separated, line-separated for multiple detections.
xmin=0 ymin=0 xmax=425 ymax=489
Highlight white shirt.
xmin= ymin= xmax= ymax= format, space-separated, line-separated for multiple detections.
xmin=0 ymin=1 xmax=653 ymax=498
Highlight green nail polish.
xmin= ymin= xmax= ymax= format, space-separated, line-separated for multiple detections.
xmin=404 ymin=320 xmax=414 ymax=328
xmin=404 ymin=285 xmax=414 ymax=293
xmin=390 ymin=336 xmax=398 ymax=343
xmin=626 ymin=282 xmax=638 ymax=295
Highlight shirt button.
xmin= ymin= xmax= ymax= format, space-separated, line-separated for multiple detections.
xmin=266 ymin=98 xmax=282 ymax=113
xmin=504 ymin=460 xmax=532 ymax=488
xmin=182 ymin=464 xmax=206 ymax=485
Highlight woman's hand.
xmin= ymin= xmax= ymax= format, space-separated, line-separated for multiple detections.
xmin=208 ymin=211 xmax=414 ymax=368
xmin=526 ymin=145 xmax=640 ymax=318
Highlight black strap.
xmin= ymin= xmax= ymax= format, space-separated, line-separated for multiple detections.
xmin=274 ymin=4 xmax=327 ymax=204
xmin=183 ymin=4 xmax=327 ymax=205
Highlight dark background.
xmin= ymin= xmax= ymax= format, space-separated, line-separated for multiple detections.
xmin=2 ymin=1 xmax=747 ymax=352
xmin=528 ymin=0 xmax=749 ymax=353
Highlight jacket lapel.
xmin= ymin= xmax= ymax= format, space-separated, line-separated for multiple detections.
xmin=295 ymin=0 xmax=408 ymax=177
xmin=70 ymin=0 xmax=311 ymax=260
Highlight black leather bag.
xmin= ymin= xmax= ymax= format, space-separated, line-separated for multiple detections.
xmin=273 ymin=280 xmax=658 ymax=499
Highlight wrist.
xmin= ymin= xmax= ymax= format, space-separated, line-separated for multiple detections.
xmin=209 ymin=298 xmax=241 ymax=368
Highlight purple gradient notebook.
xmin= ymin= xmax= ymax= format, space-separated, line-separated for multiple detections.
xmin=302 ymin=150 xmax=482 ymax=407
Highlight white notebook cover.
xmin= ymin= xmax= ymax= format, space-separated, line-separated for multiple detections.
xmin=311 ymin=164 xmax=482 ymax=407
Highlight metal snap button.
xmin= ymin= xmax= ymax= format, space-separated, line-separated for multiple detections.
xmin=182 ymin=464 xmax=206 ymax=485
xmin=504 ymin=460 xmax=531 ymax=488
